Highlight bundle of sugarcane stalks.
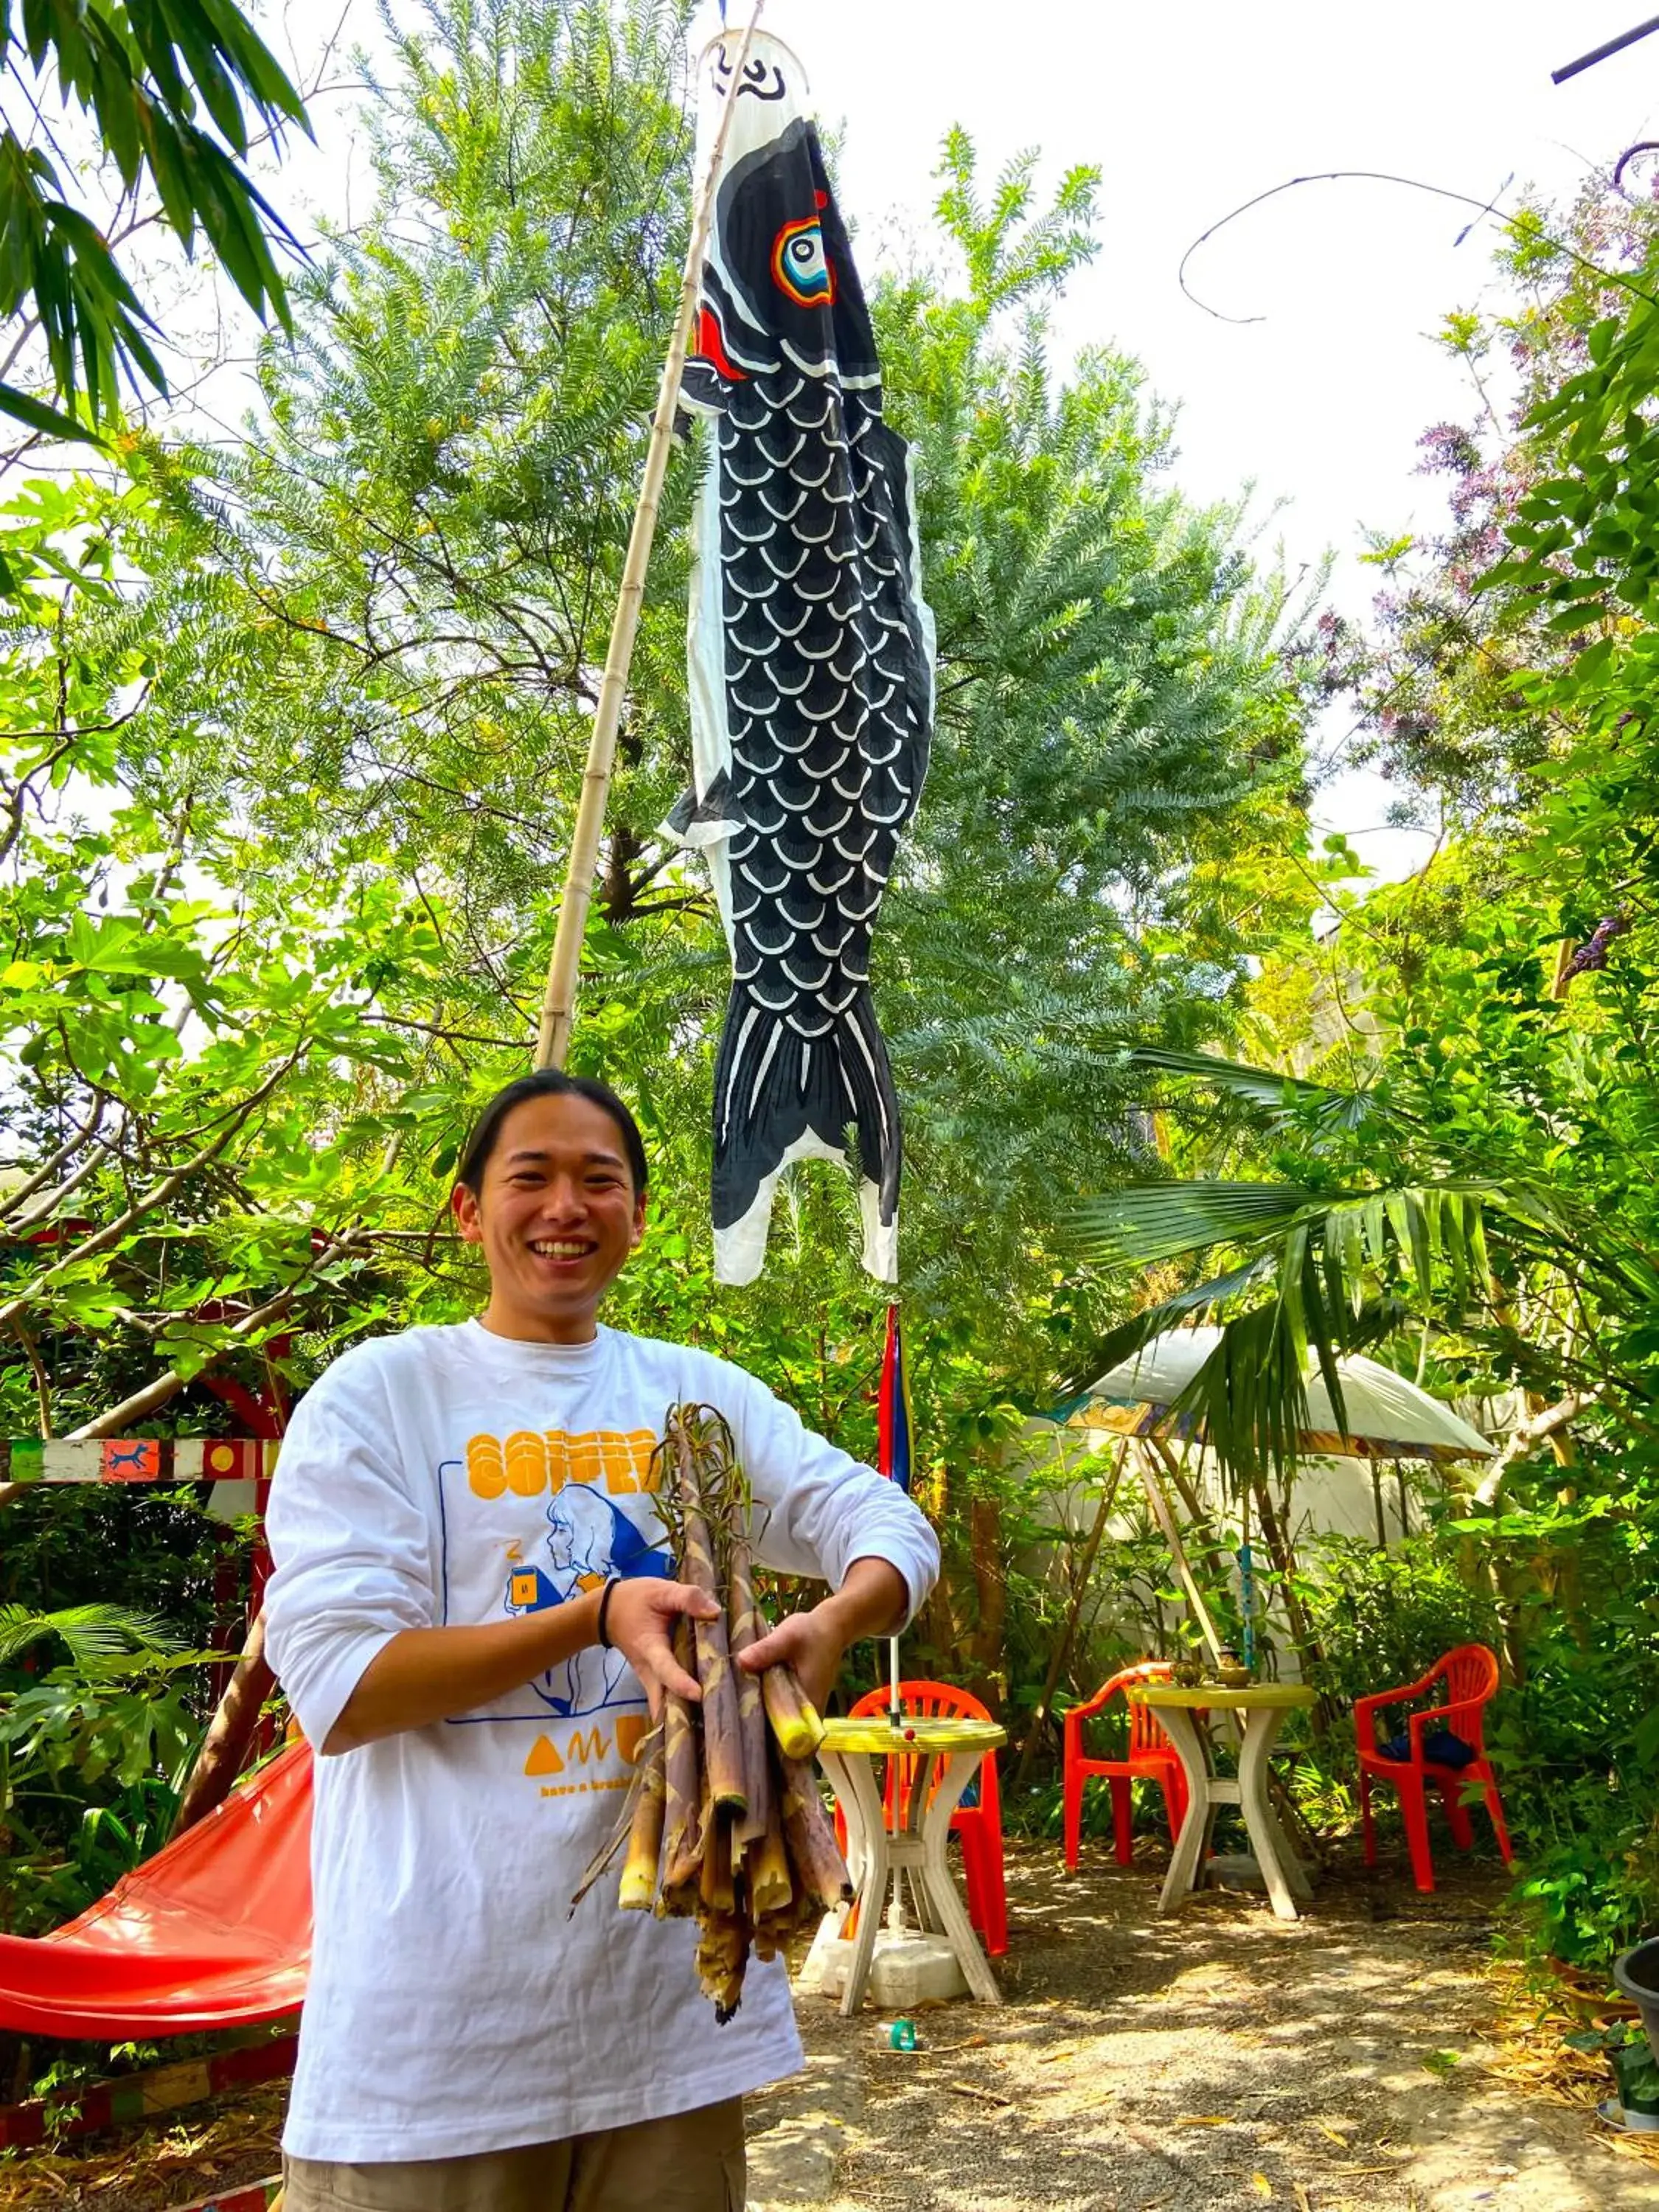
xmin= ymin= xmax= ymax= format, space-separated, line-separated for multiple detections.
xmin=571 ymin=1402 xmax=854 ymax=2022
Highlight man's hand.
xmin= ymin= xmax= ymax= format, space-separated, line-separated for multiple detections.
xmin=605 ymin=1578 xmax=720 ymax=1718
xmin=738 ymin=1603 xmax=844 ymax=1715
xmin=737 ymin=1557 xmax=910 ymax=1715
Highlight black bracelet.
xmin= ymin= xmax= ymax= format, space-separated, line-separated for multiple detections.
xmin=596 ymin=1578 xmax=620 ymax=1650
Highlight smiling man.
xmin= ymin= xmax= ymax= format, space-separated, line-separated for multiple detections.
xmin=264 ymin=1068 xmax=938 ymax=2212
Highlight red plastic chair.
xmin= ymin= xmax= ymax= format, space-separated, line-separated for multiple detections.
xmin=1062 ymin=1660 xmax=1189 ymax=1871
xmin=837 ymin=1681 xmax=1007 ymax=1957
xmin=1354 ymin=1643 xmax=1514 ymax=1893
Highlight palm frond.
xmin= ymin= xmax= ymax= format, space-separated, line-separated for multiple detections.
xmin=1067 ymin=1180 xmax=1313 ymax=1265
xmin=0 ymin=1602 xmax=182 ymax=1672
xmin=1189 ymin=1295 xmax=1317 ymax=1483
xmin=1060 ymin=1289 xmax=1410 ymax=1482
xmin=1060 ymin=1163 xmax=1489 ymax=1483
xmin=1120 ymin=1043 xmax=1391 ymax=1141
xmin=1057 ymin=1256 xmax=1276 ymax=1396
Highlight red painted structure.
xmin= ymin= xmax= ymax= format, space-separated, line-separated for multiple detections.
xmin=0 ymin=2033 xmax=297 ymax=2151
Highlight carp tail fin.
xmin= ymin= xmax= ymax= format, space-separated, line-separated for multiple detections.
xmin=710 ymin=984 xmax=900 ymax=1287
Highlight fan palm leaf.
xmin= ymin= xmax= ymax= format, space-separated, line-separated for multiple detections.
xmin=0 ymin=1602 xmax=181 ymax=1673
xmin=1060 ymin=1171 xmax=1498 ymax=1482
xmin=1065 ymin=1043 xmax=1659 ymax=1480
xmin=1119 ymin=1043 xmax=1390 ymax=1139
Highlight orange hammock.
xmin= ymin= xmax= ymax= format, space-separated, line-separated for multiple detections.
xmin=0 ymin=1739 xmax=311 ymax=2038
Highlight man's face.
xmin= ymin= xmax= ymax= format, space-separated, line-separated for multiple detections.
xmin=451 ymin=1093 xmax=645 ymax=1343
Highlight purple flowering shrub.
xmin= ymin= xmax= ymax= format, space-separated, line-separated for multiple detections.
xmin=1323 ymin=175 xmax=1659 ymax=823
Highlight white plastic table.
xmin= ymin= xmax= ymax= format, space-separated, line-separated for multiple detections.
xmin=816 ymin=1714 xmax=1006 ymax=2015
xmin=1127 ymin=1683 xmax=1317 ymax=1921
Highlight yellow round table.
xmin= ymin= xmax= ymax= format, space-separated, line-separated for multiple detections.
xmin=1127 ymin=1683 xmax=1317 ymax=1921
xmin=816 ymin=1716 xmax=1006 ymax=2014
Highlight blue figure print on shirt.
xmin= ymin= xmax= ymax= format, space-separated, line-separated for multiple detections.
xmin=503 ymin=1486 xmax=671 ymax=1719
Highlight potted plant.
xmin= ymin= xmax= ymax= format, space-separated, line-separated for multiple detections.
xmin=1565 ymin=2020 xmax=1659 ymax=2131
xmin=1614 ymin=1938 xmax=1659 ymax=2067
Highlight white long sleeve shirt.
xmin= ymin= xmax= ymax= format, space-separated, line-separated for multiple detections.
xmin=264 ymin=1318 xmax=939 ymax=2161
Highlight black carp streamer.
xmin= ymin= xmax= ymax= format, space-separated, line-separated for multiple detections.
xmin=667 ymin=30 xmax=935 ymax=1286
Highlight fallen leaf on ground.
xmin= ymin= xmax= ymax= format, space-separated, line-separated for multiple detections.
xmin=1251 ymin=2176 xmax=1273 ymax=2200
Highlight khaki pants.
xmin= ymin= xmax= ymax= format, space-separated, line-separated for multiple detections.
xmin=281 ymin=2097 xmax=745 ymax=2212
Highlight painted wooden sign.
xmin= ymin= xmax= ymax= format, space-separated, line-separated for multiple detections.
xmin=0 ymin=1437 xmax=276 ymax=1484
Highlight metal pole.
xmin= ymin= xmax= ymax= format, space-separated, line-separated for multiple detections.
xmin=1553 ymin=13 xmax=1659 ymax=84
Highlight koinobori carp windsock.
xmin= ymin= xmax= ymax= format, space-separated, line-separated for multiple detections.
xmin=665 ymin=29 xmax=936 ymax=1287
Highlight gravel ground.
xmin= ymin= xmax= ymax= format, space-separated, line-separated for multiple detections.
xmin=759 ymin=1833 xmax=1659 ymax=2212
xmin=14 ymin=1835 xmax=1659 ymax=2212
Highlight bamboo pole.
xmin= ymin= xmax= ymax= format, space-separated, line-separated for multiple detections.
xmin=534 ymin=2 xmax=765 ymax=1071
xmin=1151 ymin=1433 xmax=1236 ymax=1590
xmin=1135 ymin=1441 xmax=1225 ymax=1666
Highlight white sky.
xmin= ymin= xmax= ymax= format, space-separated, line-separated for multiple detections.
xmin=256 ymin=1 xmax=1659 ymax=875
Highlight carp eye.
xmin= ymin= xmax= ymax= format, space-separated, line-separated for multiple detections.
xmin=771 ymin=215 xmax=835 ymax=307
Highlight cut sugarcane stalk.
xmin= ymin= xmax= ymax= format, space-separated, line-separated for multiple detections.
xmin=569 ymin=1754 xmax=646 ymax=1914
xmin=696 ymin=1903 xmax=751 ymax=2024
xmin=779 ymin=1753 xmax=853 ymax=1911
xmin=699 ymin=1798 xmax=736 ymax=1914
xmin=747 ymin=1784 xmax=794 ymax=1918
xmin=571 ymin=1398 xmax=854 ymax=2026
xmin=661 ymin=1617 xmax=704 ymax=1894
xmin=676 ymin=1427 xmax=748 ymax=1815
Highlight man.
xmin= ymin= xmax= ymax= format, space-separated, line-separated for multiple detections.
xmin=265 ymin=1068 xmax=939 ymax=2212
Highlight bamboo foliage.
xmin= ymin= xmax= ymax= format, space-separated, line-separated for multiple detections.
xmin=571 ymin=1402 xmax=848 ymax=2023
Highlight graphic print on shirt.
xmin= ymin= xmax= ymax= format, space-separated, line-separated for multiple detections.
xmin=504 ymin=1483 xmax=673 ymax=1716
xmin=437 ymin=1425 xmax=672 ymax=1728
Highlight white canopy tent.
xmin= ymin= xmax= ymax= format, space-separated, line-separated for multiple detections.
xmin=1040 ymin=1325 xmax=1499 ymax=1686
xmin=1077 ymin=1324 xmax=1493 ymax=1465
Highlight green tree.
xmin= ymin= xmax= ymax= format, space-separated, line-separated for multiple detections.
xmin=0 ymin=468 xmax=453 ymax=1441
xmin=1071 ymin=170 xmax=1659 ymax=1960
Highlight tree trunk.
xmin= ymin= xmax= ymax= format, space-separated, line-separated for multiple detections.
xmin=170 ymin=1613 xmax=274 ymax=1836
xmin=599 ymin=823 xmax=641 ymax=922
xmin=966 ymin=1492 xmax=1005 ymax=1709
xmin=1473 ymin=1392 xmax=1586 ymax=1507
